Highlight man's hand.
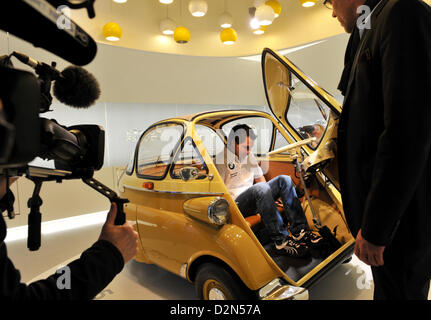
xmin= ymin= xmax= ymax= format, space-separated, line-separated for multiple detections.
xmin=0 ymin=175 xmax=19 ymax=200
xmin=354 ymin=229 xmax=385 ymax=267
xmin=99 ymin=202 xmax=139 ymax=264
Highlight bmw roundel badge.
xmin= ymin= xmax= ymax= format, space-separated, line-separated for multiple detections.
xmin=228 ymin=162 xmax=235 ymax=170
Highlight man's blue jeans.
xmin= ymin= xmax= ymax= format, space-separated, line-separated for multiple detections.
xmin=235 ymin=175 xmax=308 ymax=243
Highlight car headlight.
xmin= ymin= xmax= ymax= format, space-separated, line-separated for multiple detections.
xmin=208 ymin=198 xmax=229 ymax=225
xmin=183 ymin=196 xmax=230 ymax=226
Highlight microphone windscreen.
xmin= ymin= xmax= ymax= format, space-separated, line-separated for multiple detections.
xmin=53 ymin=66 xmax=101 ymax=109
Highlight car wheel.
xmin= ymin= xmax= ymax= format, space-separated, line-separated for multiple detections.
xmin=195 ymin=263 xmax=252 ymax=300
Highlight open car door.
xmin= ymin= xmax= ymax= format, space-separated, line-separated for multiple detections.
xmin=261 ymin=48 xmax=342 ymax=154
xmin=261 ymin=48 xmax=344 ymax=190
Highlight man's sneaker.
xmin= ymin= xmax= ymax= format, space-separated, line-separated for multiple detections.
xmin=292 ymin=229 xmax=323 ymax=247
xmin=274 ymin=236 xmax=309 ymax=258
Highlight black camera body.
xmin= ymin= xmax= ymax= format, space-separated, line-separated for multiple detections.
xmin=0 ymin=65 xmax=105 ymax=176
xmin=0 ymin=0 xmax=127 ymax=251
xmin=0 ymin=67 xmax=40 ymax=169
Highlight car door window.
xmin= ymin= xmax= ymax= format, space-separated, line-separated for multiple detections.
xmin=286 ymin=74 xmax=330 ymax=149
xmin=273 ymin=128 xmax=292 ymax=154
xmin=195 ymin=124 xmax=225 ymax=157
xmin=136 ymin=123 xmax=183 ymax=179
xmin=221 ymin=117 xmax=274 ymax=155
xmin=171 ymin=138 xmax=208 ymax=179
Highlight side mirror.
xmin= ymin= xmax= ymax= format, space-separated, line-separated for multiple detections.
xmin=179 ymin=166 xmax=199 ymax=181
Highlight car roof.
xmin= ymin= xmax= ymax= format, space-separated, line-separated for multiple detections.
xmin=162 ymin=109 xmax=272 ymax=129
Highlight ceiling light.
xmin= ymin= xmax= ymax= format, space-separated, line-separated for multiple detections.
xmin=300 ymin=0 xmax=316 ymax=7
xmin=174 ymin=26 xmax=191 ymax=43
xmin=113 ymin=0 xmax=127 ymax=3
xmin=250 ymin=18 xmax=260 ymax=30
xmin=253 ymin=25 xmax=266 ymax=35
xmin=219 ymin=12 xmax=233 ymax=28
xmin=160 ymin=18 xmax=176 ymax=35
xmin=220 ymin=27 xmax=237 ymax=45
xmin=103 ymin=22 xmax=122 ymax=41
xmin=159 ymin=0 xmax=174 ymax=4
xmin=255 ymin=4 xmax=275 ymax=26
xmin=265 ymin=0 xmax=281 ymax=18
xmin=188 ymin=0 xmax=208 ymax=17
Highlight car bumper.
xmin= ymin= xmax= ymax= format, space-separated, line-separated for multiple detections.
xmin=259 ymin=278 xmax=309 ymax=300
xmin=261 ymin=285 xmax=309 ymax=300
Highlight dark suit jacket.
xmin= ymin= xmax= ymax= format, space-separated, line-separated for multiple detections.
xmin=338 ymin=0 xmax=431 ymax=250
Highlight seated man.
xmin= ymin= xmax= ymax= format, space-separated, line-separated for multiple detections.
xmin=215 ymin=124 xmax=322 ymax=258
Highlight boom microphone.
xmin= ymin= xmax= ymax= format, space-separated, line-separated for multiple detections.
xmin=53 ymin=66 xmax=101 ymax=109
xmin=0 ymin=0 xmax=97 ymax=66
xmin=11 ymin=52 xmax=100 ymax=109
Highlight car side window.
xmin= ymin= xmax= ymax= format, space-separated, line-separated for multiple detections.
xmin=273 ymin=128 xmax=292 ymax=154
xmin=195 ymin=124 xmax=225 ymax=157
xmin=285 ymin=74 xmax=329 ymax=149
xmin=136 ymin=123 xmax=183 ymax=179
xmin=221 ymin=117 xmax=274 ymax=155
xmin=171 ymin=138 xmax=208 ymax=179
xmin=125 ymin=150 xmax=135 ymax=175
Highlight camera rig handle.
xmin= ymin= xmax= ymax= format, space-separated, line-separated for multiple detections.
xmin=23 ymin=166 xmax=129 ymax=251
xmin=82 ymin=177 xmax=128 ymax=226
xmin=27 ymin=178 xmax=43 ymax=251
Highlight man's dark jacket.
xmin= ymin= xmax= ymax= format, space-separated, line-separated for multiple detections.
xmin=0 ymin=200 xmax=124 ymax=299
xmin=337 ymin=0 xmax=431 ymax=255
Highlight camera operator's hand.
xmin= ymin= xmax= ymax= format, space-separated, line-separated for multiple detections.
xmin=98 ymin=202 xmax=139 ymax=264
xmin=0 ymin=176 xmax=7 ymax=200
xmin=0 ymin=175 xmax=19 ymax=200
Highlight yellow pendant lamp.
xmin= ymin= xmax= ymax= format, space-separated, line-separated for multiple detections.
xmin=174 ymin=26 xmax=191 ymax=43
xmin=265 ymin=0 xmax=281 ymax=18
xmin=300 ymin=0 xmax=316 ymax=7
xmin=220 ymin=27 xmax=237 ymax=45
xmin=103 ymin=22 xmax=122 ymax=41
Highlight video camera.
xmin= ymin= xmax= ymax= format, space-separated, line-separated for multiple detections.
xmin=0 ymin=0 xmax=127 ymax=251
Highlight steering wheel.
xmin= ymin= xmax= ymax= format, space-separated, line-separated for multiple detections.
xmin=267 ymin=137 xmax=316 ymax=156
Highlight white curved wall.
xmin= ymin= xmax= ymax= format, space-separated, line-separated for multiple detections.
xmin=1 ymin=31 xmax=348 ymax=225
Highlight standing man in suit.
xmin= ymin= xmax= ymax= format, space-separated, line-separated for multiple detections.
xmin=324 ymin=0 xmax=431 ymax=299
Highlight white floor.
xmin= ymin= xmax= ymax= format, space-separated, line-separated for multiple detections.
xmin=4 ymin=220 xmax=430 ymax=300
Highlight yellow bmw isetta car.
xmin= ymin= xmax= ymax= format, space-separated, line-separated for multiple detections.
xmin=120 ymin=48 xmax=355 ymax=300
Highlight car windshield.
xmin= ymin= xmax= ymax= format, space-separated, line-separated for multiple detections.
xmin=285 ymin=73 xmax=330 ymax=149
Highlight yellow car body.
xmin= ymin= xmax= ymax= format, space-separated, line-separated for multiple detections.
xmin=120 ymin=48 xmax=354 ymax=300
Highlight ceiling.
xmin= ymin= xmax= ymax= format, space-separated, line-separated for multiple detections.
xmin=69 ymin=0 xmax=346 ymax=57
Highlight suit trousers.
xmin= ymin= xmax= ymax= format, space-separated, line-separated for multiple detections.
xmin=371 ymin=240 xmax=431 ymax=300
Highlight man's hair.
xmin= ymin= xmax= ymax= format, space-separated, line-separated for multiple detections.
xmin=227 ymin=124 xmax=257 ymax=146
